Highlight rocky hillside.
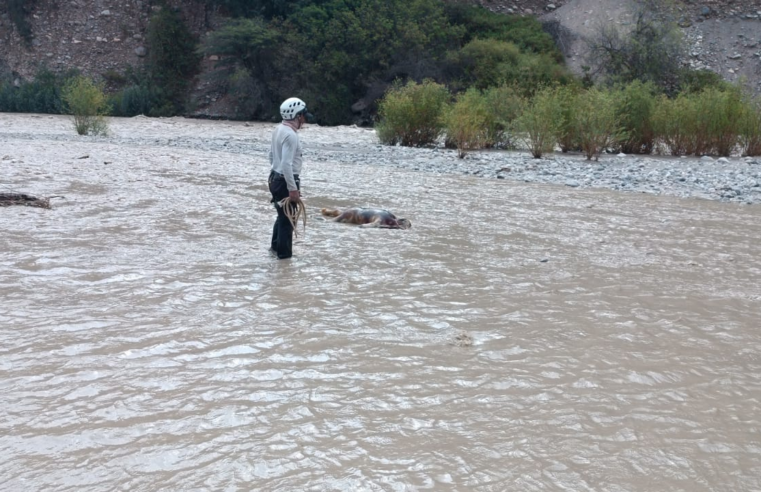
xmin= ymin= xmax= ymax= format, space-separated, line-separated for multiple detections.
xmin=1 ymin=0 xmax=760 ymax=118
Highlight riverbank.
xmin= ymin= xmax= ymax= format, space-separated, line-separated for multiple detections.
xmin=1 ymin=113 xmax=760 ymax=205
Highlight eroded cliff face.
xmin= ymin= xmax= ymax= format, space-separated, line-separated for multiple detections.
xmin=0 ymin=1 xmax=211 ymax=80
xmin=540 ymin=0 xmax=761 ymax=94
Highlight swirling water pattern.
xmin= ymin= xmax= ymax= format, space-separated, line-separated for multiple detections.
xmin=1 ymin=115 xmax=760 ymax=491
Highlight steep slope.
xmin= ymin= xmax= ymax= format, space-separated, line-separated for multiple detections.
xmin=540 ymin=0 xmax=761 ymax=93
xmin=0 ymin=1 xmax=209 ymax=81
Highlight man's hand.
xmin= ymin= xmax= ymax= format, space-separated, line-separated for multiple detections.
xmin=289 ymin=190 xmax=301 ymax=200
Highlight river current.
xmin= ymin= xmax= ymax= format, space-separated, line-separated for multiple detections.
xmin=1 ymin=114 xmax=760 ymax=491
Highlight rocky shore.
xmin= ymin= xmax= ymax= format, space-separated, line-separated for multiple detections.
xmin=2 ymin=114 xmax=759 ymax=206
xmin=317 ymin=138 xmax=761 ymax=205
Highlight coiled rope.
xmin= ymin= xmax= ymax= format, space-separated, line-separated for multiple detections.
xmin=277 ymin=196 xmax=307 ymax=236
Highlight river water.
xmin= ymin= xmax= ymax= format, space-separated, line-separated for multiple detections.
xmin=2 ymin=114 xmax=760 ymax=491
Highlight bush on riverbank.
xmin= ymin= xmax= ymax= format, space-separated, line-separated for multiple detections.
xmin=61 ymin=76 xmax=110 ymax=136
xmin=514 ymin=87 xmax=561 ymax=159
xmin=614 ymin=81 xmax=657 ymax=155
xmin=376 ymin=80 xmax=449 ymax=147
xmin=574 ymin=87 xmax=622 ymax=160
xmin=376 ymin=79 xmax=761 ymax=158
xmin=0 ymin=67 xmax=73 ymax=114
xmin=739 ymin=96 xmax=761 ymax=157
xmin=443 ymin=88 xmax=490 ymax=158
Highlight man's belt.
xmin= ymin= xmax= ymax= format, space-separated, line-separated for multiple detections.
xmin=271 ymin=171 xmax=299 ymax=179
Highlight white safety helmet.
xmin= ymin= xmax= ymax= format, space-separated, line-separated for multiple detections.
xmin=280 ymin=97 xmax=307 ymax=120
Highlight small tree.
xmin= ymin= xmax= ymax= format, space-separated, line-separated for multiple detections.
xmin=146 ymin=6 xmax=201 ymax=115
xmin=554 ymin=84 xmax=581 ymax=152
xmin=586 ymin=1 xmax=684 ymax=94
xmin=698 ymin=86 xmax=743 ymax=157
xmin=200 ymin=17 xmax=281 ymax=119
xmin=376 ymin=80 xmax=450 ymax=147
xmin=573 ymin=88 xmax=621 ymax=160
xmin=444 ymin=88 xmax=490 ymax=158
xmin=739 ymin=95 xmax=761 ymax=157
xmin=615 ymin=80 xmax=657 ymax=154
xmin=482 ymin=84 xmax=525 ymax=149
xmin=62 ymin=76 xmax=110 ymax=136
xmin=514 ymin=87 xmax=561 ymax=158
xmin=652 ymin=93 xmax=693 ymax=156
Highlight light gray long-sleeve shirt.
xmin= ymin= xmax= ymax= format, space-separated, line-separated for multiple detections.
xmin=269 ymin=124 xmax=303 ymax=191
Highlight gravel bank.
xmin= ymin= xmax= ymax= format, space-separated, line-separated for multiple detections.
xmin=319 ymin=143 xmax=761 ymax=205
xmin=2 ymin=115 xmax=760 ymax=205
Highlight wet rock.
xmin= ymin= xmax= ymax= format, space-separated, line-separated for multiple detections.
xmin=452 ymin=331 xmax=473 ymax=347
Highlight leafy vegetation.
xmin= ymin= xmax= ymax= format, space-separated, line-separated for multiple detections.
xmin=443 ymin=88 xmax=491 ymax=158
xmin=614 ymin=81 xmax=657 ymax=154
xmin=6 ymin=0 xmax=37 ymax=43
xmin=573 ymin=88 xmax=622 ymax=160
xmin=62 ymin=76 xmax=110 ymax=136
xmin=739 ymin=95 xmax=761 ymax=157
xmin=587 ymin=2 xmax=684 ymax=94
xmin=0 ymin=67 xmax=74 ymax=114
xmin=145 ymin=5 xmax=202 ymax=115
xmin=482 ymin=84 xmax=525 ymax=149
xmin=200 ymin=0 xmax=569 ymax=124
xmin=514 ymin=87 xmax=561 ymax=159
xmin=375 ymin=80 xmax=449 ymax=147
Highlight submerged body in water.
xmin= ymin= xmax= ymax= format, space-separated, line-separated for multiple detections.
xmin=321 ymin=207 xmax=412 ymax=229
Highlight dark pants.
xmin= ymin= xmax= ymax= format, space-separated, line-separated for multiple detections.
xmin=268 ymin=171 xmax=300 ymax=259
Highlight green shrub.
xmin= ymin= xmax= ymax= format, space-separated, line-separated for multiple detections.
xmin=677 ymin=68 xmax=728 ymax=94
xmin=515 ymin=87 xmax=561 ymax=158
xmin=652 ymin=94 xmax=693 ymax=156
xmin=0 ymin=67 xmax=74 ymax=114
xmin=514 ymin=53 xmax=574 ymax=97
xmin=109 ymin=84 xmax=163 ymax=117
xmin=448 ymin=38 xmax=522 ymax=90
xmin=615 ymin=80 xmax=657 ymax=154
xmin=7 ymin=0 xmax=36 ymax=43
xmin=61 ymin=76 xmax=110 ymax=136
xmin=554 ymin=84 xmax=581 ymax=152
xmin=145 ymin=6 xmax=201 ymax=115
xmin=443 ymin=88 xmax=490 ymax=158
xmin=444 ymin=4 xmax=563 ymax=61
xmin=697 ymin=86 xmax=743 ymax=157
xmin=102 ymin=69 xmax=128 ymax=88
xmin=203 ymin=0 xmax=290 ymax=19
xmin=739 ymin=96 xmax=761 ymax=157
xmin=447 ymin=39 xmax=573 ymax=96
xmin=573 ymin=87 xmax=621 ymax=160
xmin=483 ymin=84 xmax=525 ymax=149
xmin=376 ymin=80 xmax=450 ymax=147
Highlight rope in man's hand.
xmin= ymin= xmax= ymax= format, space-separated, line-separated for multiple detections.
xmin=277 ymin=196 xmax=307 ymax=236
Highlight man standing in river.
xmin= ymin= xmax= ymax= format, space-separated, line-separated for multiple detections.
xmin=268 ymin=97 xmax=312 ymax=260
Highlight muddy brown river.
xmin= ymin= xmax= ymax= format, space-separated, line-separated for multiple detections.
xmin=2 ymin=115 xmax=760 ymax=491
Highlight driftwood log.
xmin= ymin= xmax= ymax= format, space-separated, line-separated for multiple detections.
xmin=0 ymin=192 xmax=52 ymax=209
